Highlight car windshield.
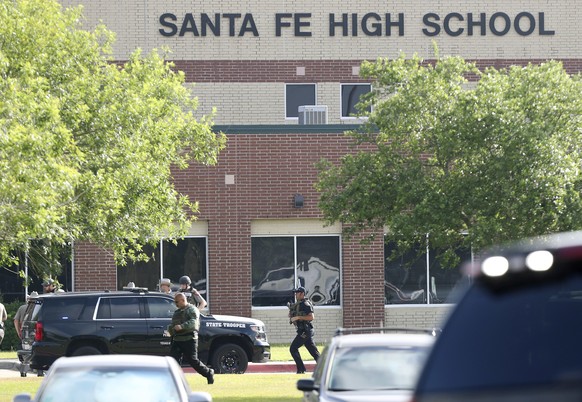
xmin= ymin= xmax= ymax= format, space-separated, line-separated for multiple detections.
xmin=420 ymin=272 xmax=582 ymax=392
xmin=37 ymin=367 xmax=181 ymax=402
xmin=328 ymin=345 xmax=428 ymax=391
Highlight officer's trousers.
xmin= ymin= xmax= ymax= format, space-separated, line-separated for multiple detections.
xmin=290 ymin=330 xmax=320 ymax=373
xmin=170 ymin=338 xmax=212 ymax=378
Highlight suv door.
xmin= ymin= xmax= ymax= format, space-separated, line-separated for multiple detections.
xmin=94 ymin=296 xmax=150 ymax=354
xmin=144 ymin=295 xmax=175 ymax=355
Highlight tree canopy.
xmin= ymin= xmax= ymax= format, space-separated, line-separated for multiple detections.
xmin=0 ymin=0 xmax=225 ymax=276
xmin=316 ymin=53 xmax=582 ymax=265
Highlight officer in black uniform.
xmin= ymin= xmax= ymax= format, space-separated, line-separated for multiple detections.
xmin=289 ymin=286 xmax=320 ymax=374
xmin=178 ymin=275 xmax=207 ymax=310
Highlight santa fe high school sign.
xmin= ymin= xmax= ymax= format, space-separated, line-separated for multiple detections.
xmin=159 ymin=11 xmax=555 ymax=38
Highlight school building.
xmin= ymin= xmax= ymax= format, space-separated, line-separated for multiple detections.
xmin=6 ymin=0 xmax=582 ymax=343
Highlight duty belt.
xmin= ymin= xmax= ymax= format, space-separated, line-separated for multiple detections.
xmin=176 ymin=331 xmax=196 ymax=337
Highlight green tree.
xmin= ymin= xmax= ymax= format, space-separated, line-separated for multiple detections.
xmin=316 ymin=53 xmax=582 ymax=264
xmin=0 ymin=0 xmax=226 ymax=276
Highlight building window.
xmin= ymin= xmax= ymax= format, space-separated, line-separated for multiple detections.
xmin=97 ymin=297 xmax=142 ymax=319
xmin=285 ymin=84 xmax=316 ymax=118
xmin=341 ymin=84 xmax=371 ymax=118
xmin=0 ymin=242 xmax=73 ymax=300
xmin=384 ymin=237 xmax=470 ymax=305
xmin=117 ymin=237 xmax=207 ymax=299
xmin=251 ymin=235 xmax=341 ymax=307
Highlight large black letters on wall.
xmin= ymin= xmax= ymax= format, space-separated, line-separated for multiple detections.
xmin=159 ymin=11 xmax=555 ymax=38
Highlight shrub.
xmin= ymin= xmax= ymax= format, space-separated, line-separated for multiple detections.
xmin=1 ymin=300 xmax=26 ymax=351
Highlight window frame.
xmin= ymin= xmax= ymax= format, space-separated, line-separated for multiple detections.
xmin=95 ymin=296 xmax=144 ymax=320
xmin=251 ymin=234 xmax=342 ymax=307
xmin=285 ymin=83 xmax=317 ymax=119
xmin=383 ymin=235 xmax=470 ymax=306
xmin=115 ymin=236 xmax=209 ymax=300
xmin=340 ymin=83 xmax=371 ymax=119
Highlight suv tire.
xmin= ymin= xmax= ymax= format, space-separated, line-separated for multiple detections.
xmin=211 ymin=344 xmax=248 ymax=374
xmin=71 ymin=345 xmax=102 ymax=356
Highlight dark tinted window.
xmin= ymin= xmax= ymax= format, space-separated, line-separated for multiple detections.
xmin=147 ymin=297 xmax=175 ymax=319
xmin=40 ymin=298 xmax=85 ymax=321
xmin=251 ymin=236 xmax=341 ymax=306
xmin=286 ymin=84 xmax=316 ymax=118
xmin=1 ymin=242 xmax=73 ymax=301
xmin=116 ymin=237 xmax=208 ymax=297
xmin=341 ymin=84 xmax=371 ymax=117
xmin=96 ymin=297 xmax=142 ymax=319
xmin=384 ymin=240 xmax=469 ymax=305
xmin=116 ymin=243 xmax=159 ymax=290
xmin=27 ymin=302 xmax=41 ymax=321
xmin=163 ymin=237 xmax=207 ymax=297
xmin=418 ymin=273 xmax=582 ymax=391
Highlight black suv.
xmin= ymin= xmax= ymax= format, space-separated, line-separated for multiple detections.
xmin=19 ymin=288 xmax=270 ymax=374
xmin=413 ymin=231 xmax=582 ymax=401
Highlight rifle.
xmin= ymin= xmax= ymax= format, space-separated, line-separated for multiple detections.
xmin=287 ymin=301 xmax=301 ymax=325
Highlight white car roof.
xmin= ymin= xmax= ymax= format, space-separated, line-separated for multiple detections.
xmin=51 ymin=354 xmax=176 ymax=369
xmin=332 ymin=333 xmax=435 ymax=349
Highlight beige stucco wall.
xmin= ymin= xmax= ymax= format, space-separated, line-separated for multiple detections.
xmin=62 ymin=0 xmax=574 ymax=60
xmin=253 ymin=304 xmax=452 ymax=344
xmin=252 ymin=307 xmax=342 ymax=345
xmin=190 ymin=82 xmax=365 ymax=125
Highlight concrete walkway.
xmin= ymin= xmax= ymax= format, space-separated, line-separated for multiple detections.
xmin=0 ymin=359 xmax=21 ymax=378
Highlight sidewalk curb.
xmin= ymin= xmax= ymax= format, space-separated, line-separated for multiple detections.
xmin=0 ymin=359 xmax=19 ymax=371
xmin=1 ymin=359 xmax=316 ymax=375
xmin=183 ymin=361 xmax=316 ymax=374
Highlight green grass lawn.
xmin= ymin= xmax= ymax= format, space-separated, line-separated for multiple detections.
xmin=0 ymin=352 xmax=16 ymax=359
xmin=0 ymin=372 xmax=308 ymax=402
xmin=0 ymin=344 xmax=323 ymax=401
xmin=0 ymin=343 xmax=325 ymax=362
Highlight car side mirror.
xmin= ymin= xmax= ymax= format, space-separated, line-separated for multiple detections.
xmin=297 ymin=378 xmax=316 ymax=392
xmin=13 ymin=395 xmax=32 ymax=402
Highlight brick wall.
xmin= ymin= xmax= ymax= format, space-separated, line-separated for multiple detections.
xmin=73 ymin=242 xmax=117 ymax=291
xmin=172 ymin=132 xmax=384 ymax=322
xmin=63 ymin=0 xmax=582 ymax=337
xmin=174 ymin=59 xmax=582 ymax=84
xmin=73 ymin=130 xmax=390 ymax=331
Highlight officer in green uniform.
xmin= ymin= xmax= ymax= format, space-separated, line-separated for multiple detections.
xmin=168 ymin=292 xmax=214 ymax=384
xmin=289 ymin=286 xmax=320 ymax=374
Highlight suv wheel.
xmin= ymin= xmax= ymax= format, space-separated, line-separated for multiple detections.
xmin=210 ymin=344 xmax=248 ymax=374
xmin=71 ymin=346 xmax=102 ymax=356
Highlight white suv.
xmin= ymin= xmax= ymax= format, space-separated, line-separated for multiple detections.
xmin=297 ymin=328 xmax=435 ymax=402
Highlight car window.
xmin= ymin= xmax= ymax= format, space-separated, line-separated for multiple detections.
xmin=25 ymin=302 xmax=41 ymax=322
xmin=39 ymin=299 xmax=85 ymax=321
xmin=37 ymin=367 xmax=181 ymax=402
xmin=419 ymin=273 xmax=582 ymax=392
xmin=146 ymin=297 xmax=175 ymax=319
xmin=328 ymin=345 xmax=428 ymax=391
xmin=312 ymin=345 xmax=330 ymax=385
xmin=96 ymin=297 xmax=142 ymax=319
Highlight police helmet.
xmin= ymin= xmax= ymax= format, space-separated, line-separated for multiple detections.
xmin=179 ymin=275 xmax=191 ymax=285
